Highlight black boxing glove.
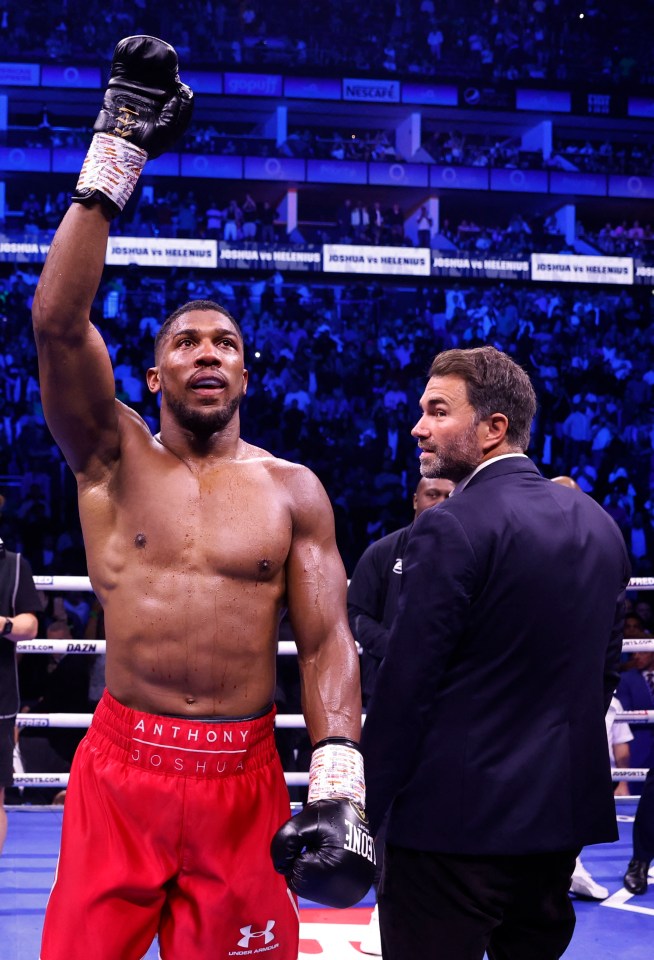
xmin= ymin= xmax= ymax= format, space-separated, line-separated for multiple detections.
xmin=72 ymin=35 xmax=193 ymax=217
xmin=92 ymin=35 xmax=193 ymax=158
xmin=271 ymin=798 xmax=376 ymax=909
xmin=270 ymin=738 xmax=376 ymax=909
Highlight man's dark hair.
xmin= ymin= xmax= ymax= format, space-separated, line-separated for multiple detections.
xmin=428 ymin=346 xmax=537 ymax=451
xmin=154 ymin=300 xmax=244 ymax=360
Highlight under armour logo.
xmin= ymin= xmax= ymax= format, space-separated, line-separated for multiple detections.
xmin=238 ymin=920 xmax=276 ymax=948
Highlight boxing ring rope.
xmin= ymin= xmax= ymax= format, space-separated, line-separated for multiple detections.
xmin=11 ymin=574 xmax=654 ymax=793
xmin=31 ymin=575 xmax=654 ymax=593
xmin=12 ymin=770 xmax=650 ymax=791
xmin=15 ymin=638 xmax=654 ymax=656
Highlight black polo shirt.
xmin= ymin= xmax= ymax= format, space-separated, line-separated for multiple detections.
xmin=0 ymin=548 xmax=42 ymax=717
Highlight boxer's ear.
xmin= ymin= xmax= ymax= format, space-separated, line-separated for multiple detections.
xmin=146 ymin=366 xmax=161 ymax=394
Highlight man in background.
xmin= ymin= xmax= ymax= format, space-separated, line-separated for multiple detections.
xmin=362 ymin=346 xmax=631 ymax=960
xmin=348 ymin=475 xmax=454 ymax=954
xmin=348 ymin=476 xmax=455 ymax=707
xmin=0 ymin=495 xmax=41 ymax=854
xmin=19 ymin=615 xmax=93 ymax=804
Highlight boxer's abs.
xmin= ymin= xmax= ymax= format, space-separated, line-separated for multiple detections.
xmin=94 ymin=563 xmax=286 ymax=717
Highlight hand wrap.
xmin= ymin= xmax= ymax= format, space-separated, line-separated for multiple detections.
xmin=74 ymin=134 xmax=147 ymax=213
xmin=308 ymin=737 xmax=366 ymax=806
xmin=72 ymin=35 xmax=193 ymax=217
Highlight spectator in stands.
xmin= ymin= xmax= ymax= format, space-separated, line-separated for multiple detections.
xmin=260 ymin=201 xmax=278 ymax=244
xmin=386 ymin=202 xmax=404 ymax=243
xmin=241 ymin=194 xmax=258 ymax=240
xmin=427 ymin=23 xmax=444 ymax=60
xmin=205 ymin=200 xmax=224 ymax=240
xmin=371 ymin=202 xmax=385 ymax=245
xmin=223 ymin=200 xmax=241 ymax=241
xmin=416 ymin=206 xmax=433 ymax=248
xmin=351 ymin=202 xmax=370 ymax=242
xmin=636 ymin=601 xmax=654 ymax=633
xmin=562 ymin=395 xmax=592 ymax=462
xmin=570 ymin=453 xmax=597 ymax=494
xmin=176 ymin=192 xmax=198 ymax=239
xmin=616 ymin=647 xmax=654 ymax=790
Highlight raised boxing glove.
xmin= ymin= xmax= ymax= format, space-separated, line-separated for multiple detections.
xmin=72 ymin=35 xmax=193 ymax=217
xmin=92 ymin=35 xmax=193 ymax=159
xmin=270 ymin=738 xmax=376 ymax=909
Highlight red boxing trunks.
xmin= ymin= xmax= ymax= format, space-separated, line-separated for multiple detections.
xmin=40 ymin=690 xmax=299 ymax=960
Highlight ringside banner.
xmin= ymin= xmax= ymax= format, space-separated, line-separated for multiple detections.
xmin=432 ymin=255 xmax=530 ymax=280
xmin=323 ymin=244 xmax=431 ymax=276
xmin=105 ymin=237 xmax=217 ymax=269
xmin=0 ymin=233 xmax=644 ymax=285
xmin=216 ymin=244 xmax=322 ymax=271
xmin=0 ymin=240 xmax=50 ymax=262
xmin=634 ymin=262 xmax=654 ymax=286
xmin=531 ymin=253 xmax=633 ymax=284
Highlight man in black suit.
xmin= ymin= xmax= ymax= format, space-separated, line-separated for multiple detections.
xmin=361 ymin=346 xmax=631 ymax=960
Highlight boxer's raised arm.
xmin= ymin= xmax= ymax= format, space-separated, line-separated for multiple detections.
xmin=32 ymin=204 xmax=118 ymax=479
xmin=32 ymin=36 xmax=193 ymax=480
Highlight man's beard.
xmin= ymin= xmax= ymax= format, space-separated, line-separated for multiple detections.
xmin=419 ymin=422 xmax=482 ymax=483
xmin=164 ymin=389 xmax=243 ymax=439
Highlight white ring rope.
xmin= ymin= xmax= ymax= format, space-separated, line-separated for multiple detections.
xmin=621 ymin=639 xmax=654 ymax=652
xmin=12 ymin=772 xmax=312 ymax=789
xmin=17 ymin=639 xmax=307 ymax=655
xmin=31 ymin=574 xmax=654 ymax=592
xmin=14 ymin=710 xmax=654 ymax=728
xmin=11 ymin=769 xmax=648 ymax=791
xmin=34 ymin=575 xmax=95 ymax=591
xmin=15 ymin=712 xmax=328 ymax=729
xmin=16 ymin=638 xmax=654 ymax=655
xmin=14 ymin=575 xmax=654 ymax=792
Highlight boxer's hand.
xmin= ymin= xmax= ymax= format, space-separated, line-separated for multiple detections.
xmin=271 ymin=737 xmax=375 ymax=908
xmin=92 ymin=35 xmax=193 ymax=158
xmin=270 ymin=798 xmax=376 ymax=908
xmin=72 ymin=36 xmax=193 ymax=216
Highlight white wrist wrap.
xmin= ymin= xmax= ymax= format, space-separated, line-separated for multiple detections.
xmin=75 ymin=133 xmax=147 ymax=211
xmin=308 ymin=742 xmax=366 ymax=807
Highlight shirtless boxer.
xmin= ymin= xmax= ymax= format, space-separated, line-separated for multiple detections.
xmin=32 ymin=36 xmax=373 ymax=960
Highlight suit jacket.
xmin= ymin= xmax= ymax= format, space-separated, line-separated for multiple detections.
xmin=616 ymin=668 xmax=654 ymax=770
xmin=348 ymin=524 xmax=412 ymax=705
xmin=361 ymin=457 xmax=631 ymax=855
